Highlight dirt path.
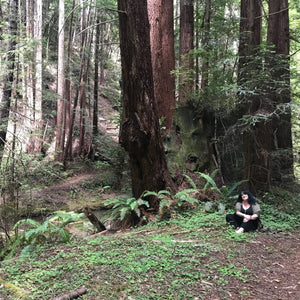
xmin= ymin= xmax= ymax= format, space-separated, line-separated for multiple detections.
xmin=222 ymin=232 xmax=300 ymax=300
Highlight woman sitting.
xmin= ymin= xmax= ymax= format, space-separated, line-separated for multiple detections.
xmin=226 ymin=190 xmax=261 ymax=234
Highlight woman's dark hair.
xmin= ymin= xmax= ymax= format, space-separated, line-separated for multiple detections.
xmin=237 ymin=190 xmax=257 ymax=205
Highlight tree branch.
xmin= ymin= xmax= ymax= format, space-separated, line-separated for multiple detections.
xmin=53 ymin=286 xmax=87 ymax=300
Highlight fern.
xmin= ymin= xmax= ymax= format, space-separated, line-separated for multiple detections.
xmin=104 ymin=196 xmax=149 ymax=221
xmin=174 ymin=189 xmax=198 ymax=207
xmin=1 ymin=211 xmax=83 ymax=260
xmin=197 ymin=170 xmax=221 ymax=193
xmin=183 ymin=174 xmax=197 ymax=189
xmin=143 ymin=190 xmax=171 ymax=199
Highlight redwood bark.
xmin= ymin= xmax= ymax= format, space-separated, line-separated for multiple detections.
xmin=267 ymin=0 xmax=293 ymax=181
xmin=237 ymin=0 xmax=272 ymax=192
xmin=178 ymin=0 xmax=194 ymax=103
xmin=200 ymin=0 xmax=211 ymax=90
xmin=93 ymin=12 xmax=100 ymax=135
xmin=0 ymin=0 xmax=18 ymax=149
xmin=148 ymin=0 xmax=175 ymax=132
xmin=118 ymin=0 xmax=175 ymax=207
xmin=55 ymin=0 xmax=65 ymax=160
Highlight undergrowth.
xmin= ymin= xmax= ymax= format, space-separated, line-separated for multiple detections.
xmin=0 ymin=200 xmax=298 ymax=299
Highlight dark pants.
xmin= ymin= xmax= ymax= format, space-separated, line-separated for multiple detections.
xmin=226 ymin=213 xmax=259 ymax=232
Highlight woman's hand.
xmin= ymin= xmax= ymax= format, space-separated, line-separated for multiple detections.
xmin=243 ymin=214 xmax=251 ymax=222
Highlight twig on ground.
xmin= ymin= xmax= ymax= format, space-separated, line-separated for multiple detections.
xmin=53 ymin=286 xmax=87 ymax=300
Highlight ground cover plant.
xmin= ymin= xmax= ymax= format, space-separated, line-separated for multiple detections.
xmin=0 ymin=200 xmax=299 ymax=300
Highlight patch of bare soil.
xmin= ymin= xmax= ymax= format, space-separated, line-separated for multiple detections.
xmin=216 ymin=232 xmax=300 ymax=300
xmin=32 ymin=173 xmax=97 ymax=203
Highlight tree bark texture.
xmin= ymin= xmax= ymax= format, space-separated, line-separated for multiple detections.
xmin=236 ymin=0 xmax=272 ymax=192
xmin=93 ymin=12 xmax=100 ymax=135
xmin=179 ymin=0 xmax=194 ymax=103
xmin=26 ymin=0 xmax=43 ymax=153
xmin=200 ymin=0 xmax=211 ymax=90
xmin=238 ymin=0 xmax=261 ymax=79
xmin=0 ymin=0 xmax=18 ymax=149
xmin=267 ymin=0 xmax=293 ymax=181
xmin=118 ymin=0 xmax=175 ymax=207
xmin=148 ymin=0 xmax=175 ymax=132
xmin=55 ymin=0 xmax=65 ymax=160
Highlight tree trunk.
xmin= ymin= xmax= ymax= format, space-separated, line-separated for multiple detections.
xmin=56 ymin=0 xmax=65 ymax=161
xmin=178 ymin=0 xmax=194 ymax=103
xmin=0 ymin=0 xmax=18 ymax=150
xmin=200 ymin=0 xmax=211 ymax=90
xmin=267 ymin=0 xmax=293 ymax=182
xmin=236 ymin=0 xmax=272 ymax=193
xmin=238 ymin=0 xmax=262 ymax=84
xmin=24 ymin=0 xmax=34 ymax=149
xmin=148 ymin=0 xmax=175 ymax=132
xmin=64 ymin=0 xmax=75 ymax=149
xmin=78 ymin=4 xmax=88 ymax=156
xmin=27 ymin=0 xmax=43 ymax=153
xmin=93 ymin=12 xmax=100 ymax=136
xmin=118 ymin=0 xmax=175 ymax=208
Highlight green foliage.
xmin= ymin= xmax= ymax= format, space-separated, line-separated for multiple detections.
xmin=173 ymin=189 xmax=198 ymax=207
xmin=0 ymin=211 xmax=83 ymax=260
xmin=104 ymin=196 xmax=149 ymax=221
xmin=143 ymin=188 xmax=198 ymax=218
xmin=0 ymin=200 xmax=298 ymax=299
xmin=192 ymin=170 xmax=245 ymax=203
xmin=197 ymin=170 xmax=220 ymax=192
xmin=260 ymin=203 xmax=300 ymax=230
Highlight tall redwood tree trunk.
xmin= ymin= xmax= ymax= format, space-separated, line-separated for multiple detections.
xmin=118 ymin=0 xmax=175 ymax=207
xmin=200 ymin=0 xmax=211 ymax=90
xmin=148 ymin=0 xmax=175 ymax=132
xmin=236 ymin=0 xmax=272 ymax=192
xmin=178 ymin=0 xmax=194 ymax=103
xmin=267 ymin=0 xmax=293 ymax=182
xmin=55 ymin=0 xmax=65 ymax=161
xmin=0 ymin=0 xmax=18 ymax=150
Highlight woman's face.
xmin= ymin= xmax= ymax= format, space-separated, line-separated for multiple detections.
xmin=241 ymin=193 xmax=249 ymax=201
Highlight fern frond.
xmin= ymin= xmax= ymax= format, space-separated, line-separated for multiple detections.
xmin=13 ymin=219 xmax=40 ymax=230
xmin=183 ymin=174 xmax=197 ymax=189
xmin=197 ymin=172 xmax=220 ymax=193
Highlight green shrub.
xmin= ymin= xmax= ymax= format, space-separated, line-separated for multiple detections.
xmin=0 ymin=211 xmax=83 ymax=260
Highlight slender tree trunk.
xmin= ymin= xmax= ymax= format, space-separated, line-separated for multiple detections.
xmin=118 ymin=0 xmax=175 ymax=207
xmin=200 ymin=0 xmax=211 ymax=90
xmin=148 ymin=0 xmax=175 ymax=132
xmin=93 ymin=12 xmax=100 ymax=135
xmin=195 ymin=0 xmax=200 ymax=89
xmin=99 ymin=14 xmax=105 ymax=85
xmin=178 ymin=0 xmax=194 ymax=103
xmin=24 ymin=0 xmax=34 ymax=144
xmin=27 ymin=0 xmax=43 ymax=153
xmin=56 ymin=0 xmax=65 ymax=161
xmin=79 ymin=2 xmax=94 ymax=156
xmin=0 ymin=0 xmax=18 ymax=150
xmin=64 ymin=0 xmax=75 ymax=146
xmin=78 ymin=4 xmax=87 ymax=156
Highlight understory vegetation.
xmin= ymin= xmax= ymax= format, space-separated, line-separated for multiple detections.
xmin=0 ymin=161 xmax=299 ymax=299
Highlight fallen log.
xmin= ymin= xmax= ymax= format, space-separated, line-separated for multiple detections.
xmin=53 ymin=286 xmax=87 ymax=300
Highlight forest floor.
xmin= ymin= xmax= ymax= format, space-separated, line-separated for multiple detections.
xmin=1 ymin=170 xmax=299 ymax=300
xmin=1 ymin=94 xmax=300 ymax=299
